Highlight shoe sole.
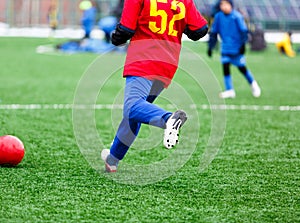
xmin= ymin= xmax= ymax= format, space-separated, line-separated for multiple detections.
xmin=163 ymin=110 xmax=187 ymax=149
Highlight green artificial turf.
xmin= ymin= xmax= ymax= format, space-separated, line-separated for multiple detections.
xmin=0 ymin=37 xmax=299 ymax=222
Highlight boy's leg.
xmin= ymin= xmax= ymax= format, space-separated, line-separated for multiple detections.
xmin=102 ymin=76 xmax=188 ymax=171
xmin=237 ymin=66 xmax=254 ymax=84
xmin=123 ymin=77 xmax=172 ymax=127
xmin=223 ymin=62 xmax=233 ymax=90
xmin=238 ymin=65 xmax=261 ymax=97
xmin=219 ymin=58 xmax=236 ymax=98
xmin=109 ymin=118 xmax=141 ymax=161
xmin=232 ymin=54 xmax=254 ymax=84
xmin=109 ymin=77 xmax=171 ymax=162
xmin=234 ymin=55 xmax=261 ymax=97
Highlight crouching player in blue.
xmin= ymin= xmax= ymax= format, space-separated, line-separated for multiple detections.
xmin=207 ymin=0 xmax=261 ymax=98
xmin=100 ymin=0 xmax=208 ymax=172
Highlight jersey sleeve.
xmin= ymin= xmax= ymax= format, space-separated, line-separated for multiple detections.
xmin=120 ymin=0 xmax=143 ymax=30
xmin=208 ymin=13 xmax=219 ymax=50
xmin=185 ymin=0 xmax=207 ymax=31
xmin=236 ymin=13 xmax=248 ymax=43
xmin=210 ymin=13 xmax=220 ymax=34
xmin=236 ymin=13 xmax=248 ymax=32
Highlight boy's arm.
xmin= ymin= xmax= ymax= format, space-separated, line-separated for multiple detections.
xmin=111 ymin=24 xmax=135 ymax=46
xmin=184 ymin=0 xmax=208 ymax=41
xmin=239 ymin=33 xmax=248 ymax=55
xmin=207 ymin=14 xmax=219 ymax=57
xmin=111 ymin=0 xmax=142 ymax=46
xmin=208 ymin=32 xmax=218 ymax=51
xmin=237 ymin=16 xmax=248 ymax=44
xmin=236 ymin=14 xmax=248 ymax=54
xmin=184 ymin=25 xmax=208 ymax=41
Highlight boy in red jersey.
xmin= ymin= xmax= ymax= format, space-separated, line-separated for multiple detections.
xmin=101 ymin=0 xmax=208 ymax=172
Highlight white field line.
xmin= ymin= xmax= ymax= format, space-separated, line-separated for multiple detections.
xmin=0 ymin=104 xmax=300 ymax=111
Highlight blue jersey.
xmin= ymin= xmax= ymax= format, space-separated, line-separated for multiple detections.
xmin=210 ymin=10 xmax=248 ymax=55
xmin=81 ymin=7 xmax=97 ymax=31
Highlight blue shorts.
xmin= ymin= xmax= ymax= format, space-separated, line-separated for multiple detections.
xmin=221 ymin=54 xmax=246 ymax=67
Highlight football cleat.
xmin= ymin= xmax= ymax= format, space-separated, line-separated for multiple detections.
xmin=163 ymin=110 xmax=187 ymax=149
xmin=101 ymin=149 xmax=117 ymax=173
xmin=219 ymin=89 xmax=236 ymax=99
xmin=251 ymin=80 xmax=261 ymax=98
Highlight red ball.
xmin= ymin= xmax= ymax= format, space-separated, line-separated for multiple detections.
xmin=0 ymin=135 xmax=25 ymax=166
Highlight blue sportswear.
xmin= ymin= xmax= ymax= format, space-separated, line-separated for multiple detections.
xmin=110 ymin=76 xmax=172 ymax=160
xmin=209 ymin=9 xmax=248 ymax=55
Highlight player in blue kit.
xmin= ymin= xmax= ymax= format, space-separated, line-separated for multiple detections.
xmin=208 ymin=0 xmax=261 ymax=98
xmin=79 ymin=0 xmax=97 ymax=39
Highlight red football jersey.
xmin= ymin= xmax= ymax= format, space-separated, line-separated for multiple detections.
xmin=120 ymin=0 xmax=207 ymax=87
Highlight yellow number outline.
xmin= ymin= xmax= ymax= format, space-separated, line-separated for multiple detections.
xmin=149 ymin=0 xmax=168 ymax=34
xmin=169 ymin=1 xmax=186 ymax=36
xmin=149 ymin=0 xmax=186 ymax=37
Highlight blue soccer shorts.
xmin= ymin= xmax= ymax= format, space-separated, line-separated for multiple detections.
xmin=221 ymin=54 xmax=246 ymax=67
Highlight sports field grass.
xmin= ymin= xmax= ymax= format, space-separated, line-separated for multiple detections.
xmin=0 ymin=37 xmax=299 ymax=222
